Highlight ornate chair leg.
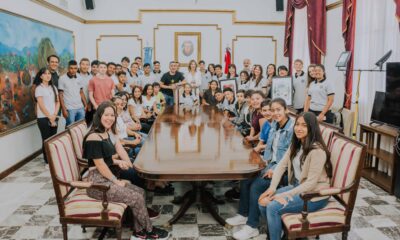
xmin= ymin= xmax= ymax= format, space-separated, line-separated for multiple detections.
xmin=81 ymin=226 xmax=87 ymax=233
xmin=62 ymin=224 xmax=68 ymax=240
xmin=116 ymin=227 xmax=122 ymax=240
xmin=342 ymin=231 xmax=348 ymax=240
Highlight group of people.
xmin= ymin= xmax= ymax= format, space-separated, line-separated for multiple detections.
xmin=32 ymin=54 xmax=336 ymax=240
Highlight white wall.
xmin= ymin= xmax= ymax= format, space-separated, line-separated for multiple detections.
xmin=0 ymin=0 xmax=83 ymax=173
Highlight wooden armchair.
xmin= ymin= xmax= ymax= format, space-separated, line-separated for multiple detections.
xmin=281 ymin=132 xmax=366 ymax=240
xmin=44 ymin=130 xmax=128 ymax=240
xmin=319 ymin=122 xmax=342 ymax=146
xmin=67 ymin=120 xmax=89 ymax=173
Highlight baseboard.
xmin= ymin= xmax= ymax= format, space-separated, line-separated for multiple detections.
xmin=0 ymin=150 xmax=42 ymax=180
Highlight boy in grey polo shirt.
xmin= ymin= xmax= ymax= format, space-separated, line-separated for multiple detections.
xmin=58 ymin=60 xmax=88 ymax=126
xmin=292 ymin=59 xmax=307 ymax=112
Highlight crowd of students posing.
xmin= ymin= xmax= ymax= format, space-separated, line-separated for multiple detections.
xmin=32 ymin=54 xmax=335 ymax=240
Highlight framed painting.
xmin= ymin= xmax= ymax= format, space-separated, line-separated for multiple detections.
xmin=174 ymin=32 xmax=201 ymax=67
xmin=271 ymin=76 xmax=293 ymax=106
xmin=219 ymin=79 xmax=238 ymax=95
xmin=0 ymin=10 xmax=74 ymax=136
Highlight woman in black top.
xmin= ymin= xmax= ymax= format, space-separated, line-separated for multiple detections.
xmin=83 ymin=101 xmax=169 ymax=240
xmin=202 ymin=80 xmax=219 ymax=106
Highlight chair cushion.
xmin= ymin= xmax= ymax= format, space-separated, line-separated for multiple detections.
xmin=282 ymin=200 xmax=346 ymax=231
xmin=64 ymin=189 xmax=127 ymax=221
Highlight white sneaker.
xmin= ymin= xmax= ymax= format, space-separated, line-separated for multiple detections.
xmin=233 ymin=225 xmax=259 ymax=240
xmin=226 ymin=214 xmax=248 ymax=226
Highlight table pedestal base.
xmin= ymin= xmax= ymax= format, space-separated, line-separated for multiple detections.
xmin=167 ymin=182 xmax=229 ymax=227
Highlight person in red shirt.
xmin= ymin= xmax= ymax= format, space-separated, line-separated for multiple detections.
xmin=88 ymin=61 xmax=115 ymax=110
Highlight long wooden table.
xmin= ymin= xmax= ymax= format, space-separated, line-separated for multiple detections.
xmin=133 ymin=105 xmax=265 ymax=226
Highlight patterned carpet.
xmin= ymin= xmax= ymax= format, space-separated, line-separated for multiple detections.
xmin=1 ymin=156 xmax=400 ymax=240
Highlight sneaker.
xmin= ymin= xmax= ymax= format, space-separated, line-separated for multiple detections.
xmin=131 ymin=227 xmax=170 ymax=240
xmin=232 ymin=225 xmax=259 ymax=240
xmin=147 ymin=207 xmax=160 ymax=220
xmin=225 ymin=188 xmax=240 ymax=201
xmin=226 ymin=214 xmax=247 ymax=226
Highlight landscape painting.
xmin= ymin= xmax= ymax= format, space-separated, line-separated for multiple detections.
xmin=0 ymin=10 xmax=74 ymax=136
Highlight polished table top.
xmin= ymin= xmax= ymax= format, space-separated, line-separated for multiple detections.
xmin=133 ymin=105 xmax=265 ymax=181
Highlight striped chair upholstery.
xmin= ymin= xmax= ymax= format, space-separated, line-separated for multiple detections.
xmin=68 ymin=120 xmax=88 ymax=159
xmin=47 ymin=132 xmax=81 ymax=197
xmin=282 ymin=132 xmax=365 ymax=237
xmin=65 ymin=189 xmax=126 ymax=221
xmin=319 ymin=124 xmax=338 ymax=146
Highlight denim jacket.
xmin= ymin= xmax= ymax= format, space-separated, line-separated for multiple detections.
xmin=262 ymin=117 xmax=294 ymax=172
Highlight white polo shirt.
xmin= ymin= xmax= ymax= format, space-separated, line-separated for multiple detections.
xmin=308 ymin=79 xmax=335 ymax=111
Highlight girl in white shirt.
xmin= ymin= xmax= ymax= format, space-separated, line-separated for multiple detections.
xmin=128 ymin=86 xmax=151 ymax=133
xmin=184 ymin=60 xmax=202 ymax=96
xmin=179 ymin=84 xmax=199 ymax=106
xmin=141 ymin=84 xmax=159 ymax=116
xmin=246 ymin=65 xmax=267 ymax=91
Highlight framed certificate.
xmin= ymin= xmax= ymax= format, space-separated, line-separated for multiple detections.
xmin=271 ymin=76 xmax=293 ymax=106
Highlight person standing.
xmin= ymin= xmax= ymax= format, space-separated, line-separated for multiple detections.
xmin=212 ymin=64 xmax=226 ymax=81
xmin=292 ymin=59 xmax=307 ymax=113
xmin=138 ymin=63 xmax=156 ymax=88
xmin=160 ymin=61 xmax=186 ymax=106
xmin=34 ymin=68 xmax=60 ymax=167
xmin=106 ymin=62 xmax=118 ymax=85
xmin=88 ymin=62 xmax=115 ymax=110
xmin=58 ymin=60 xmax=87 ymax=126
xmin=121 ymin=56 xmax=130 ymax=73
xmin=128 ymin=62 xmax=140 ymax=89
xmin=184 ymin=60 xmax=202 ymax=96
xmin=47 ymin=55 xmax=60 ymax=88
xmin=198 ymin=60 xmax=211 ymax=96
xmin=152 ymin=61 xmax=162 ymax=82
xmin=78 ymin=58 xmax=92 ymax=103
xmin=90 ymin=60 xmax=99 ymax=76
xmin=135 ymin=56 xmax=144 ymax=76
xmin=242 ymin=58 xmax=252 ymax=76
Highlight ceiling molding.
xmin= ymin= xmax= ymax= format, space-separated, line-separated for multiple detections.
xmin=31 ymin=0 xmax=285 ymax=26
xmin=326 ymin=1 xmax=343 ymax=11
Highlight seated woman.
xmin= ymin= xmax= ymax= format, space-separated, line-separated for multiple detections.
xmin=202 ymin=80 xmax=219 ymax=106
xmin=244 ymin=91 xmax=265 ymax=145
xmin=226 ymin=97 xmax=294 ymax=240
xmin=83 ymin=101 xmax=169 ymax=240
xmin=128 ymin=86 xmax=151 ymax=133
xmin=115 ymin=91 xmax=143 ymax=134
xmin=258 ymin=112 xmax=331 ymax=240
xmin=179 ymin=83 xmax=199 ymax=106
xmin=229 ymin=89 xmax=246 ymax=126
xmin=142 ymin=84 xmax=159 ymax=119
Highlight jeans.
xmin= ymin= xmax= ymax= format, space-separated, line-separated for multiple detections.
xmin=238 ymin=177 xmax=271 ymax=228
xmin=37 ymin=117 xmax=58 ymax=163
xmin=66 ymin=108 xmax=85 ymax=126
xmin=164 ymin=94 xmax=174 ymax=106
xmin=124 ymin=135 xmax=145 ymax=159
xmin=259 ymin=185 xmax=329 ymax=240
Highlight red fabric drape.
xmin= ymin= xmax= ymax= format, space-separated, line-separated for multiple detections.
xmin=342 ymin=0 xmax=357 ymax=109
xmin=396 ymin=0 xmax=400 ymax=30
xmin=284 ymin=0 xmax=326 ymax=71
xmin=224 ymin=48 xmax=231 ymax=74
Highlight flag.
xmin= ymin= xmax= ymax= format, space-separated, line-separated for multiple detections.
xmin=224 ymin=47 xmax=231 ymax=74
xmin=144 ymin=47 xmax=153 ymax=68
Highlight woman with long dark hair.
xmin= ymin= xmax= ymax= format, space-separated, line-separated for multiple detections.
xmin=258 ymin=112 xmax=332 ymax=240
xmin=83 ymin=101 xmax=169 ymax=239
xmin=34 ymin=67 xmax=59 ymax=167
xmin=246 ymin=65 xmax=266 ymax=91
xmin=265 ymin=63 xmax=276 ymax=97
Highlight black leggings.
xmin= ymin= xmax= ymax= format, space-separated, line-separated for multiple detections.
xmin=37 ymin=118 xmax=58 ymax=163
xmin=310 ymin=110 xmax=335 ymax=124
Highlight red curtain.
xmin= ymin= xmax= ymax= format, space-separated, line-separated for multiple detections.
xmin=396 ymin=0 xmax=400 ymax=30
xmin=224 ymin=48 xmax=231 ymax=74
xmin=342 ymin=0 xmax=357 ymax=109
xmin=284 ymin=0 xmax=327 ymax=71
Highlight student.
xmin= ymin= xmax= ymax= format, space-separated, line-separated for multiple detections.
xmin=88 ymin=61 xmax=115 ymax=110
xmin=34 ymin=68 xmax=60 ymax=166
xmin=230 ymin=89 xmax=246 ymax=127
xmin=106 ymin=62 xmax=118 ymax=85
xmin=121 ymin=56 xmax=130 ymax=73
xmin=292 ymin=59 xmax=307 ymax=113
xmin=215 ymin=90 xmax=226 ymax=110
xmin=242 ymin=58 xmax=252 ymax=75
xmin=246 ymin=65 xmax=266 ymax=91
xmin=212 ymin=64 xmax=226 ymax=81
xmin=227 ymin=64 xmax=239 ymax=84
xmin=128 ymin=62 xmax=140 ymax=88
xmin=304 ymin=64 xmax=335 ymax=123
xmin=199 ymin=60 xmax=212 ymax=96
xmin=179 ymin=83 xmax=199 ymax=106
xmin=58 ymin=60 xmax=87 ymax=126
xmin=138 ymin=63 xmax=156 ymax=87
xmin=207 ymin=63 xmax=216 ymax=77
xmin=90 ymin=60 xmax=99 ymax=76
xmin=31 ymin=55 xmax=60 ymax=98
xmin=244 ymin=91 xmax=265 ymax=143
xmin=128 ymin=86 xmax=151 ymax=133
xmin=160 ymin=61 xmax=186 ymax=106
xmin=135 ymin=56 xmax=144 ymax=76
xmin=258 ymin=112 xmax=331 ymax=240
xmin=253 ymin=99 xmax=273 ymax=153
xmin=115 ymin=64 xmax=123 ymax=74
xmin=238 ymin=70 xmax=250 ymax=90
xmin=265 ymin=63 xmax=277 ymax=98
xmin=142 ymin=84 xmax=159 ymax=117
xmin=78 ymin=58 xmax=92 ymax=104
xmin=152 ymin=61 xmax=162 ymax=82
xmin=306 ymin=64 xmax=316 ymax=87
xmin=152 ymin=82 xmax=165 ymax=112
xmin=277 ymin=65 xmax=289 ymax=77
xmin=184 ymin=60 xmax=202 ymax=95
xmin=227 ymin=98 xmax=294 ymax=240
xmin=239 ymin=89 xmax=254 ymax=136
xmin=202 ymin=80 xmax=219 ymax=106
xmin=116 ymin=91 xmax=142 ymax=133
xmin=222 ymin=87 xmax=236 ymax=117
xmin=82 ymin=101 xmax=169 ymax=240
xmin=115 ymin=71 xmax=131 ymax=93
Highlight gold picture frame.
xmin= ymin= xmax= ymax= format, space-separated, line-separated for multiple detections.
xmin=174 ymin=32 xmax=201 ymax=67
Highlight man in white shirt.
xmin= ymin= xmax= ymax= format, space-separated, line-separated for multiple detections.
xmin=135 ymin=56 xmax=144 ymax=76
xmin=138 ymin=63 xmax=157 ymax=88
xmin=77 ymin=58 xmax=92 ymax=104
xmin=152 ymin=60 xmax=162 ymax=82
xmin=212 ymin=64 xmax=226 ymax=81
xmin=107 ymin=62 xmax=118 ymax=85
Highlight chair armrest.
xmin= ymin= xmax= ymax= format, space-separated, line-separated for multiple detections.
xmin=300 ymin=181 xmax=356 ymax=201
xmin=76 ymin=157 xmax=89 ymax=169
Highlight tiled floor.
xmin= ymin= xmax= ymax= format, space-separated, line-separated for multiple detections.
xmin=1 ymin=156 xmax=400 ymax=240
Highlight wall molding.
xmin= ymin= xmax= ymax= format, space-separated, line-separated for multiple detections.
xmin=153 ymin=24 xmax=222 ymax=63
xmin=96 ymin=35 xmax=143 ymax=60
xmin=232 ymin=35 xmax=278 ymax=65
xmin=0 ymin=149 xmax=41 ymax=180
xmin=31 ymin=0 xmax=286 ymax=26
